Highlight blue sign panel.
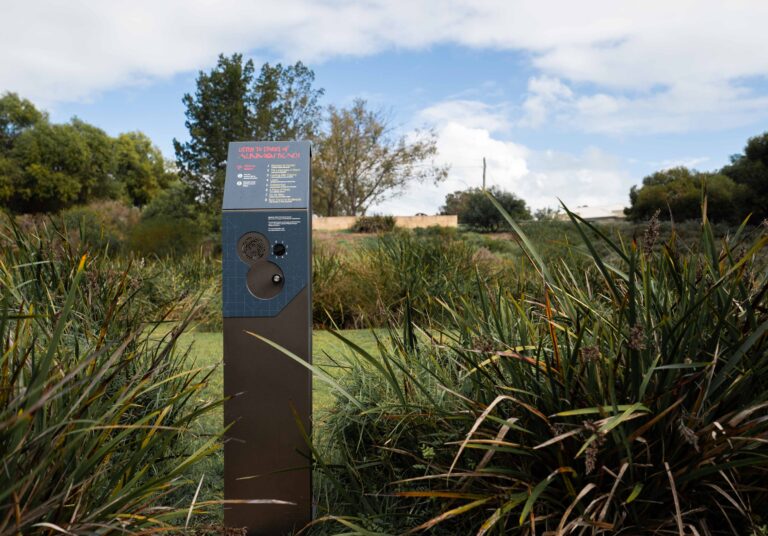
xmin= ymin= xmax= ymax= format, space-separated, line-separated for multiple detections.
xmin=223 ymin=141 xmax=310 ymax=211
xmin=222 ymin=210 xmax=309 ymax=318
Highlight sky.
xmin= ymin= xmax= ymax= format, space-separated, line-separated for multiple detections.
xmin=2 ymin=0 xmax=768 ymax=215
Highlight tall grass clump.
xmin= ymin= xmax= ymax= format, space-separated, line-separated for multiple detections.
xmin=312 ymin=203 xmax=768 ymax=535
xmin=313 ymin=231 xmax=495 ymax=328
xmin=0 ymin=217 xmax=219 ymax=534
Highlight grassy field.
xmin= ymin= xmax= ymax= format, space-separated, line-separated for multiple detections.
xmin=180 ymin=328 xmax=380 ymax=414
xmin=175 ymin=328 xmax=380 ymax=526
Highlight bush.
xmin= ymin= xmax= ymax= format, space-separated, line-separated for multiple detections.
xmin=0 ymin=216 xmax=218 ymax=533
xmin=626 ymin=167 xmax=750 ymax=223
xmin=351 ymin=214 xmax=396 ymax=233
xmin=313 ymin=207 xmax=768 ymax=534
xmin=412 ymin=224 xmax=458 ymax=240
xmin=129 ymin=182 xmax=205 ymax=256
xmin=441 ymin=186 xmax=531 ymax=231
xmin=312 ymin=230 xmax=500 ymax=328
xmin=61 ymin=199 xmax=140 ymax=252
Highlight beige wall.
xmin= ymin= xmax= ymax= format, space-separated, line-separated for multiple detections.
xmin=394 ymin=215 xmax=457 ymax=229
xmin=313 ymin=215 xmax=457 ymax=231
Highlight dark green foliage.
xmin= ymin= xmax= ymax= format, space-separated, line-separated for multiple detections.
xmin=721 ymin=132 xmax=768 ymax=221
xmin=0 ymin=92 xmax=172 ymax=214
xmin=252 ymin=61 xmax=323 ymax=142
xmin=115 ymin=131 xmax=174 ymax=206
xmin=129 ymin=182 xmax=205 ymax=257
xmin=312 ymin=199 xmax=768 ymax=534
xmin=626 ymin=166 xmax=749 ymax=223
xmin=5 ymin=122 xmax=92 ymax=213
xmin=441 ymin=186 xmax=531 ymax=231
xmin=174 ymin=54 xmax=323 ymax=210
xmin=70 ymin=118 xmax=123 ymax=202
xmin=0 ymin=216 xmax=218 ymax=533
xmin=351 ymin=214 xmax=396 ymax=233
xmin=0 ymin=92 xmax=45 ymax=150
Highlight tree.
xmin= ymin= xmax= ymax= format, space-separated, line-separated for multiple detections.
xmin=0 ymin=92 xmax=45 ymax=150
xmin=115 ymin=132 xmax=173 ymax=206
xmin=625 ymin=166 xmax=748 ymax=223
xmin=534 ymin=206 xmax=562 ymax=221
xmin=0 ymin=93 xmax=173 ymax=214
xmin=5 ymin=122 xmax=89 ymax=213
xmin=0 ymin=93 xmax=46 ymax=209
xmin=313 ymin=100 xmax=448 ymax=216
xmin=174 ymin=54 xmax=323 ymax=209
xmin=721 ymin=132 xmax=768 ymax=220
xmin=70 ymin=118 xmax=119 ymax=202
xmin=441 ymin=186 xmax=531 ymax=231
xmin=252 ymin=61 xmax=323 ymax=141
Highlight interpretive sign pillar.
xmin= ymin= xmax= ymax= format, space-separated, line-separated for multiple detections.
xmin=222 ymin=141 xmax=312 ymax=534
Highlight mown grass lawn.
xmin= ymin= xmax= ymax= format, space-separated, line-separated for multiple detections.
xmin=174 ymin=328 xmax=380 ymax=527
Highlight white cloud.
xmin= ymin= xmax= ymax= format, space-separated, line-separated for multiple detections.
xmin=372 ymin=100 xmax=633 ymax=214
xmin=522 ymin=147 xmax=633 ymax=209
xmin=2 ymin=0 xmax=768 ymax=134
xmin=419 ymin=100 xmax=512 ymax=133
xmin=519 ymin=76 xmax=573 ymax=127
xmin=521 ymin=77 xmax=768 ymax=134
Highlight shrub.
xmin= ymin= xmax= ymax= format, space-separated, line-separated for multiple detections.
xmin=313 ymin=205 xmax=768 ymax=534
xmin=412 ymin=224 xmax=458 ymax=240
xmin=626 ymin=167 xmax=751 ymax=223
xmin=441 ymin=186 xmax=531 ymax=231
xmin=129 ymin=182 xmax=205 ymax=256
xmin=312 ymin=231 xmax=499 ymax=328
xmin=0 ymin=216 xmax=218 ymax=533
xmin=61 ymin=199 xmax=140 ymax=252
xmin=351 ymin=214 xmax=396 ymax=233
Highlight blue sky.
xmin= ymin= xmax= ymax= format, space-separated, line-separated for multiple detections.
xmin=2 ymin=1 xmax=768 ymax=214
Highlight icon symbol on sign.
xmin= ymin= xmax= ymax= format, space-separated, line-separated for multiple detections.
xmin=237 ymin=174 xmax=243 ymax=178
xmin=236 ymin=181 xmax=243 ymax=186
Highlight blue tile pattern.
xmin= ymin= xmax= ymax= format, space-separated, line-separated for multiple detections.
xmin=222 ymin=210 xmax=309 ymax=318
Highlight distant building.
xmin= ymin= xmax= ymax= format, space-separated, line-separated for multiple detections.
xmin=555 ymin=204 xmax=626 ymax=223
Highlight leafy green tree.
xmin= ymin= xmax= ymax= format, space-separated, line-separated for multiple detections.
xmin=0 ymin=93 xmax=46 ymax=209
xmin=0 ymin=93 xmax=172 ymax=214
xmin=174 ymin=54 xmax=323 ymax=209
xmin=626 ymin=166 xmax=748 ymax=223
xmin=5 ymin=123 xmax=88 ymax=213
xmin=252 ymin=61 xmax=323 ymax=141
xmin=70 ymin=118 xmax=119 ymax=202
xmin=115 ymin=132 xmax=173 ymax=206
xmin=0 ymin=92 xmax=46 ymax=150
xmin=534 ymin=206 xmax=562 ymax=221
xmin=313 ymin=99 xmax=447 ymax=216
xmin=441 ymin=186 xmax=531 ymax=231
xmin=721 ymin=132 xmax=768 ymax=220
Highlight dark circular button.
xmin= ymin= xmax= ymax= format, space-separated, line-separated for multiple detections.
xmin=273 ymin=243 xmax=287 ymax=257
xmin=246 ymin=262 xmax=284 ymax=299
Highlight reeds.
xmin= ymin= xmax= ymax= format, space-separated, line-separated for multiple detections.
xmin=0 ymin=217 xmax=219 ymax=534
xmin=312 ymin=200 xmax=768 ymax=534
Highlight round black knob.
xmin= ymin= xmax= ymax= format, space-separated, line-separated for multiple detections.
xmin=273 ymin=243 xmax=287 ymax=257
xmin=272 ymin=274 xmax=283 ymax=284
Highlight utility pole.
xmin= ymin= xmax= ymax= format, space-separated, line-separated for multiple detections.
xmin=482 ymin=157 xmax=486 ymax=190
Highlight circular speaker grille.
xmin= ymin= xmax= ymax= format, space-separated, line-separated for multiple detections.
xmin=237 ymin=232 xmax=269 ymax=264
